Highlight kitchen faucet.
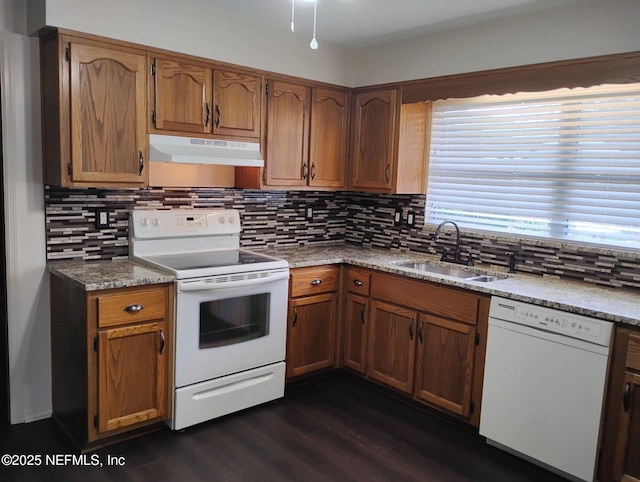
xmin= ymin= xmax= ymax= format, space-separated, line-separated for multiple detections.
xmin=434 ymin=220 xmax=473 ymax=265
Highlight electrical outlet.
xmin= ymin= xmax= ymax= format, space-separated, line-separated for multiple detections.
xmin=305 ymin=206 xmax=314 ymax=220
xmin=95 ymin=209 xmax=110 ymax=229
xmin=407 ymin=211 xmax=415 ymax=227
xmin=394 ymin=209 xmax=402 ymax=226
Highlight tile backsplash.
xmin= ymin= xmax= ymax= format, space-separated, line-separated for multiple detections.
xmin=45 ymin=187 xmax=640 ymax=290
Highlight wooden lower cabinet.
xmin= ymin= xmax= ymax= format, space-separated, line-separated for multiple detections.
xmin=414 ymin=314 xmax=476 ymax=418
xmin=343 ymin=292 xmax=369 ymax=374
xmin=287 ymin=293 xmax=337 ymax=378
xmin=367 ymin=300 xmax=417 ymax=393
xmin=286 ymin=265 xmax=339 ymax=379
xmin=50 ymin=274 xmax=173 ymax=449
xmin=599 ymin=328 xmax=640 ymax=482
xmin=365 ymin=271 xmax=488 ymax=426
xmin=97 ymin=321 xmax=168 ymax=433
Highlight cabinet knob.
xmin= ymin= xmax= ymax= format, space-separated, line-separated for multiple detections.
xmin=353 ymin=279 xmax=363 ymax=287
xmin=124 ymin=304 xmax=144 ymax=313
xmin=310 ymin=279 xmax=322 ymax=286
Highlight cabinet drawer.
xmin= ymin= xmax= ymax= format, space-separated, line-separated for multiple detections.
xmin=371 ymin=273 xmax=480 ymax=325
xmin=97 ymin=287 xmax=167 ymax=328
xmin=346 ymin=267 xmax=370 ymax=295
xmin=626 ymin=333 xmax=640 ymax=371
xmin=290 ymin=266 xmax=339 ymax=298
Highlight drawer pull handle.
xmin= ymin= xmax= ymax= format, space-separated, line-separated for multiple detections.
xmin=353 ymin=280 xmax=363 ymax=287
xmin=624 ymin=382 xmax=631 ymax=412
xmin=159 ymin=329 xmax=165 ymax=355
xmin=311 ymin=279 xmax=322 ymax=286
xmin=124 ymin=304 xmax=144 ymax=313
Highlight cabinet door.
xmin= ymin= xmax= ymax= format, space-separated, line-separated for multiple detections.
xmin=153 ymin=58 xmax=212 ymax=134
xmin=69 ymin=42 xmax=147 ymax=184
xmin=367 ymin=300 xmax=416 ymax=393
xmin=343 ymin=293 xmax=368 ymax=374
xmin=613 ymin=372 xmax=640 ymax=481
xmin=287 ymin=293 xmax=336 ymax=378
xmin=213 ymin=70 xmax=261 ymax=139
xmin=308 ymin=88 xmax=349 ymax=188
xmin=350 ymin=89 xmax=398 ymax=190
xmin=264 ymin=80 xmax=309 ymax=187
xmin=97 ymin=321 xmax=167 ymax=433
xmin=414 ymin=314 xmax=476 ymax=418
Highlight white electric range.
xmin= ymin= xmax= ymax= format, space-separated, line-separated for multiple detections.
xmin=130 ymin=209 xmax=289 ymax=430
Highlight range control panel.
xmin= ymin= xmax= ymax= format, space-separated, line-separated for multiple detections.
xmin=131 ymin=210 xmax=241 ymax=238
xmin=489 ymin=296 xmax=613 ymax=347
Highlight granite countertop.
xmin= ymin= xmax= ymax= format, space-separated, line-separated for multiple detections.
xmin=48 ymin=259 xmax=175 ymax=291
xmin=258 ymin=244 xmax=640 ymax=327
xmin=47 ymin=244 xmax=639 ymax=326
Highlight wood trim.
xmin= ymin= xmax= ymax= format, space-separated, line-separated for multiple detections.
xmin=395 ymin=51 xmax=640 ymax=103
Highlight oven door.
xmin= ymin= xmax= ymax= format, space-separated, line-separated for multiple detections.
xmin=174 ymin=268 xmax=289 ymax=388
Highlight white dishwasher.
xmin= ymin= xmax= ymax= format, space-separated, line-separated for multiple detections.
xmin=480 ymin=296 xmax=613 ymax=482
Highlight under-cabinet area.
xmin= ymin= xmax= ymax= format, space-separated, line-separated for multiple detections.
xmin=49 ymin=268 xmax=174 ymax=450
xmin=286 ymin=264 xmax=489 ymax=427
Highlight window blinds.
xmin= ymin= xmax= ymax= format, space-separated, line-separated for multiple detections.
xmin=426 ymin=84 xmax=640 ymax=248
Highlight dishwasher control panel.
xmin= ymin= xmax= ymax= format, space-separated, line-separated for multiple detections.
xmin=489 ymin=297 xmax=613 ymax=346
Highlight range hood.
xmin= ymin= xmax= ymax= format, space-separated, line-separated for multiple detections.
xmin=149 ymin=134 xmax=263 ymax=167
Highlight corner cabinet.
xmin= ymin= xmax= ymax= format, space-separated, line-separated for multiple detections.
xmin=263 ymin=80 xmax=349 ymax=189
xmin=150 ymin=55 xmax=261 ymax=140
xmin=349 ymin=88 xmax=430 ymax=194
xmin=40 ymin=32 xmax=149 ymax=188
xmin=599 ymin=327 xmax=640 ymax=482
xmin=50 ymin=275 xmax=174 ymax=449
xmin=286 ymin=265 xmax=340 ymax=379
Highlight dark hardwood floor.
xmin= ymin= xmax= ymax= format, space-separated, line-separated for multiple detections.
xmin=0 ymin=372 xmax=567 ymax=481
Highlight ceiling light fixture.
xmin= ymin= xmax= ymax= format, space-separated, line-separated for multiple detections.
xmin=290 ymin=0 xmax=319 ymax=50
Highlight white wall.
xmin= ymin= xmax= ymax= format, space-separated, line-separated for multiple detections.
xmin=30 ymin=0 xmax=356 ymax=87
xmin=1 ymin=0 xmax=50 ymax=424
xmin=353 ymin=0 xmax=640 ymax=86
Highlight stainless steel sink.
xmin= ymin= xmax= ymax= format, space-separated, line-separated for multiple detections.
xmin=395 ymin=261 xmax=505 ymax=282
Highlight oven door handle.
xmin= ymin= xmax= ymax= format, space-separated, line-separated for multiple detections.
xmin=178 ymin=271 xmax=289 ymax=292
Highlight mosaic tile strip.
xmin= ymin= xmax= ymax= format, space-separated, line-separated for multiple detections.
xmin=45 ymin=186 xmax=347 ymax=260
xmin=44 ymin=187 xmax=639 ymax=290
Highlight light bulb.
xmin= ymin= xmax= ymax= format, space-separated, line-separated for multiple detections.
xmin=310 ymin=36 xmax=318 ymax=49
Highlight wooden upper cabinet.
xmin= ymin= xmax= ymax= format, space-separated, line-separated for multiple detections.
xmin=213 ymin=70 xmax=261 ymax=139
xmin=350 ymin=89 xmax=398 ymax=191
xmin=151 ymin=57 xmax=261 ymax=140
xmin=152 ymin=58 xmax=212 ymax=134
xmin=349 ymin=88 xmax=430 ymax=194
xmin=40 ymin=33 xmax=149 ymax=187
xmin=308 ymin=88 xmax=349 ymax=188
xmin=264 ymin=80 xmax=310 ymax=187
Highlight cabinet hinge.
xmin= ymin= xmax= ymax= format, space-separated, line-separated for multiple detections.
xmin=470 ymin=401 xmax=475 ymax=415
xmin=151 ymin=61 xmax=156 ymax=77
xmin=93 ymin=414 xmax=98 ymax=428
xmin=151 ymin=111 xmax=156 ymax=125
xmin=64 ymin=47 xmax=70 ymax=62
xmin=475 ymin=333 xmax=480 ymax=346
xmin=93 ymin=336 xmax=98 ymax=352
xmin=66 ymin=162 xmax=72 ymax=176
